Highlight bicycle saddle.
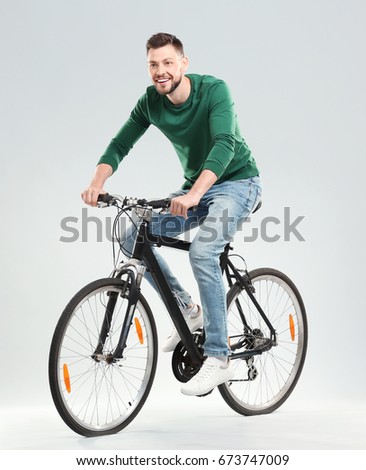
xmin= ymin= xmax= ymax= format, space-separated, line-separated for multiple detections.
xmin=252 ymin=200 xmax=262 ymax=214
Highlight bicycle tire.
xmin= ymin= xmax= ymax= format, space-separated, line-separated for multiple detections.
xmin=48 ymin=277 xmax=158 ymax=436
xmin=219 ymin=267 xmax=308 ymax=415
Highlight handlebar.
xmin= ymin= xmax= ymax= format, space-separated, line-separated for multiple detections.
xmin=97 ymin=193 xmax=115 ymax=205
xmin=97 ymin=193 xmax=171 ymax=210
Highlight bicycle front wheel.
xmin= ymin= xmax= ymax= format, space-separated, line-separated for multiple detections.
xmin=49 ymin=278 xmax=158 ymax=436
xmin=219 ymin=268 xmax=308 ymax=415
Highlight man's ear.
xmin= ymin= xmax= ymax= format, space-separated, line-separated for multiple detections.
xmin=181 ymin=56 xmax=189 ymax=73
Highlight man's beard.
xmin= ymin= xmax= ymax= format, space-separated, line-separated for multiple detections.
xmin=156 ymin=75 xmax=183 ymax=95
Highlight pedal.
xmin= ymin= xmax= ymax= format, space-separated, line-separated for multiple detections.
xmin=196 ymin=389 xmax=214 ymax=398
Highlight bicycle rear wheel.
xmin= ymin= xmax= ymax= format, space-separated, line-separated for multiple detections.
xmin=49 ymin=278 xmax=157 ymax=436
xmin=219 ymin=268 xmax=307 ymax=415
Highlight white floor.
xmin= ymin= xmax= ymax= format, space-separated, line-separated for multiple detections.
xmin=1 ymin=394 xmax=365 ymax=450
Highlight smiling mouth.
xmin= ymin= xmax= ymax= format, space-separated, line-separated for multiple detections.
xmin=156 ymin=78 xmax=170 ymax=84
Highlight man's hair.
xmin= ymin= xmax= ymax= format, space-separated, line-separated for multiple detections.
xmin=146 ymin=32 xmax=184 ymax=57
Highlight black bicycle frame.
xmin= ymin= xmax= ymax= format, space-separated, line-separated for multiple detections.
xmin=220 ymin=247 xmax=276 ymax=332
xmin=111 ymin=216 xmax=276 ymax=364
xmin=130 ymin=220 xmax=202 ymax=365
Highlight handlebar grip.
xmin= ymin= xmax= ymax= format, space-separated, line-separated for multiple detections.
xmin=97 ymin=193 xmax=114 ymax=204
xmin=144 ymin=198 xmax=171 ymax=209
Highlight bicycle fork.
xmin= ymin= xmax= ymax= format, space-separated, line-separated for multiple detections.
xmin=92 ymin=263 xmax=146 ymax=364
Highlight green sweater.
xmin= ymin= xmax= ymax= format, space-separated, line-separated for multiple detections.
xmin=98 ymin=74 xmax=259 ymax=189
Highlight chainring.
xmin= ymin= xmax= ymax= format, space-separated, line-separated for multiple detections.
xmin=172 ymin=331 xmax=205 ymax=383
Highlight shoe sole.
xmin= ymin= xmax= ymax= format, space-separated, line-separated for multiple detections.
xmin=181 ymin=368 xmax=235 ymax=396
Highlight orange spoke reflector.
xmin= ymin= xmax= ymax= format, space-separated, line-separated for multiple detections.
xmin=134 ymin=317 xmax=144 ymax=344
xmin=63 ymin=363 xmax=71 ymax=393
xmin=289 ymin=314 xmax=295 ymax=341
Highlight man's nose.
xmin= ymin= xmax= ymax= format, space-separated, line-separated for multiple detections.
xmin=156 ymin=64 xmax=166 ymax=76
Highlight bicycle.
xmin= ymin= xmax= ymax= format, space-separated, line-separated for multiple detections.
xmin=49 ymin=194 xmax=308 ymax=437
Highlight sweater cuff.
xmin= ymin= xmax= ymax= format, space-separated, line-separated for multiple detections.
xmin=97 ymin=155 xmax=119 ymax=174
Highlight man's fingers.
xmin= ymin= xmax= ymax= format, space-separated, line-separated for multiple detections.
xmin=170 ymin=199 xmax=188 ymax=218
xmin=81 ymin=188 xmax=103 ymax=207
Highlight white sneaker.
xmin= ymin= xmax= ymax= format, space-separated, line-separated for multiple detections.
xmin=181 ymin=357 xmax=235 ymax=396
xmin=162 ymin=305 xmax=203 ymax=353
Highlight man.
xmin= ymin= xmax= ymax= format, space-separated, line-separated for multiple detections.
xmin=82 ymin=32 xmax=262 ymax=396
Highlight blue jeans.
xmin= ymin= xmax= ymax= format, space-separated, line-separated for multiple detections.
xmin=122 ymin=176 xmax=262 ymax=357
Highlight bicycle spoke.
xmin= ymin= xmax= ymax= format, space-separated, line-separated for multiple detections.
xmin=220 ymin=268 xmax=307 ymax=414
xmin=50 ymin=279 xmax=157 ymax=435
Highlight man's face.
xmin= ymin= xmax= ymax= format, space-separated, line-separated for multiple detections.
xmin=147 ymin=44 xmax=188 ymax=95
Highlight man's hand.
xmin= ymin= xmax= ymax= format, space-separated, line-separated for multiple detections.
xmin=81 ymin=186 xmax=106 ymax=207
xmin=81 ymin=163 xmax=113 ymax=207
xmin=170 ymin=192 xmax=201 ymax=219
xmin=170 ymin=169 xmax=218 ymax=218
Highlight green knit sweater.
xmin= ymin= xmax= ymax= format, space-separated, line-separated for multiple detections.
xmin=98 ymin=74 xmax=259 ymax=189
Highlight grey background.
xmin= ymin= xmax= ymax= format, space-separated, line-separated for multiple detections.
xmin=1 ymin=0 xmax=365 ymax=449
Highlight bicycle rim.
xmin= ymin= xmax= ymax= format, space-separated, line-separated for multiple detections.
xmin=219 ymin=268 xmax=307 ymax=415
xmin=49 ymin=278 xmax=157 ymax=436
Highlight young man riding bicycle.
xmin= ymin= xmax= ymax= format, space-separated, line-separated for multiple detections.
xmin=82 ymin=32 xmax=262 ymax=397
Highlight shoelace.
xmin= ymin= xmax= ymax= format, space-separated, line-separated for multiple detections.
xmin=193 ymin=361 xmax=220 ymax=383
